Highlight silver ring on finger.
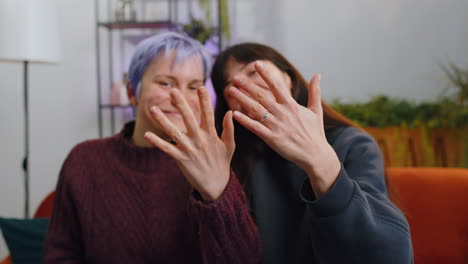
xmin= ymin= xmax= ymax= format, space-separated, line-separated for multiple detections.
xmin=259 ymin=111 xmax=270 ymax=123
xmin=174 ymin=131 xmax=184 ymax=140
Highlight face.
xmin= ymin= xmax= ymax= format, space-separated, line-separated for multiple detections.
xmin=223 ymin=58 xmax=292 ymax=112
xmin=130 ymin=51 xmax=204 ymax=139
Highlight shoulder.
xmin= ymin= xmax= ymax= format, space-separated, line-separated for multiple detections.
xmin=326 ymin=126 xmax=379 ymax=157
xmin=66 ymin=137 xmax=112 ymax=161
xmin=326 ymin=126 xmax=374 ymax=144
xmin=60 ymin=137 xmax=115 ymax=179
xmin=326 ymin=126 xmax=386 ymax=192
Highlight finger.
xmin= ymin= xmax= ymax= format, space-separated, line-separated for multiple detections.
xmin=254 ymin=61 xmax=292 ymax=104
xmin=227 ymin=86 xmax=272 ymax=122
xmin=150 ymin=105 xmax=190 ymax=145
xmin=144 ymin=131 xmax=184 ymax=160
xmin=198 ymin=86 xmax=216 ymax=133
xmin=232 ymin=110 xmax=273 ymax=140
xmin=170 ymin=89 xmax=200 ymax=138
xmin=232 ymin=76 xmax=282 ymax=115
xmin=307 ymin=74 xmax=323 ymax=116
xmin=221 ymin=110 xmax=235 ymax=156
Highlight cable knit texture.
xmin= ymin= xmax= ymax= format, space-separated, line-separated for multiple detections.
xmin=44 ymin=122 xmax=261 ymax=264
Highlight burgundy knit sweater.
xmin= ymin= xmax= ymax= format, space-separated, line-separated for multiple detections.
xmin=44 ymin=122 xmax=261 ymax=263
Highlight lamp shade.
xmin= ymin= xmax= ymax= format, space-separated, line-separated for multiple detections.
xmin=0 ymin=0 xmax=61 ymax=63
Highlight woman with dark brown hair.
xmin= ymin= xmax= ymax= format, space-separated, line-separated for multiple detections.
xmin=211 ymin=43 xmax=413 ymax=264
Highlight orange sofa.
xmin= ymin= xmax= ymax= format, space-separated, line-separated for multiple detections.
xmin=2 ymin=167 xmax=468 ymax=263
xmin=386 ymin=167 xmax=468 ymax=263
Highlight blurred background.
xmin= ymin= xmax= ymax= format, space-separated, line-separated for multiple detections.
xmin=0 ymin=0 xmax=467 ymax=259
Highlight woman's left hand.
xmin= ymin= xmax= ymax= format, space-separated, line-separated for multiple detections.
xmin=229 ymin=61 xmax=341 ymax=196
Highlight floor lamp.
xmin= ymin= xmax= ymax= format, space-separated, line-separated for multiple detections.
xmin=0 ymin=0 xmax=61 ymax=218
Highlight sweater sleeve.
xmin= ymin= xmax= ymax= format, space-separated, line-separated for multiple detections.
xmin=44 ymin=149 xmax=86 ymax=263
xmin=299 ymin=127 xmax=413 ymax=263
xmin=190 ymin=172 xmax=262 ymax=264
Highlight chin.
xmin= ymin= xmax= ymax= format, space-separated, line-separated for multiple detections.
xmin=170 ymin=119 xmax=188 ymax=133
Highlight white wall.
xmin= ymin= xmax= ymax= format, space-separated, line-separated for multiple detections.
xmin=0 ymin=0 xmax=97 ymax=258
xmin=0 ymin=0 xmax=467 ymax=258
xmin=235 ymin=0 xmax=468 ymax=102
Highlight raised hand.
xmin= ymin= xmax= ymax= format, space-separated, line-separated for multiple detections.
xmin=228 ymin=61 xmax=340 ymax=196
xmin=144 ymin=87 xmax=236 ymax=202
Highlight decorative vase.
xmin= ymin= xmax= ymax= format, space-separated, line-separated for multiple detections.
xmin=115 ymin=0 xmax=137 ymax=22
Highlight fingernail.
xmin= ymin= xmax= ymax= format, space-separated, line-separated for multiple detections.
xmin=144 ymin=132 xmax=151 ymax=140
xmin=150 ymin=106 xmax=158 ymax=115
xmin=233 ymin=77 xmax=242 ymax=85
xmin=171 ymin=89 xmax=181 ymax=98
xmin=228 ymin=86 xmax=236 ymax=95
xmin=255 ymin=61 xmax=262 ymax=68
xmin=317 ymin=73 xmax=322 ymax=81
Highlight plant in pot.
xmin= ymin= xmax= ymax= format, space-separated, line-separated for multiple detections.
xmin=183 ymin=0 xmax=231 ymax=45
xmin=440 ymin=61 xmax=468 ymax=105
xmin=331 ymin=93 xmax=467 ymax=167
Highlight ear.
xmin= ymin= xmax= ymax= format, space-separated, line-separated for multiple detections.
xmin=127 ymin=83 xmax=138 ymax=106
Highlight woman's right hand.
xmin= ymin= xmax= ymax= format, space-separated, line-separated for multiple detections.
xmin=144 ymin=87 xmax=236 ymax=203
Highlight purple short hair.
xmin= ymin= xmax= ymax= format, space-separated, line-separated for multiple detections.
xmin=128 ymin=31 xmax=212 ymax=96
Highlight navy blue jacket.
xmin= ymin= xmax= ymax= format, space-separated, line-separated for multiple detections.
xmin=249 ymin=126 xmax=413 ymax=263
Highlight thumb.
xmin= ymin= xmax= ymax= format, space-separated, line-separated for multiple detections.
xmin=307 ymin=74 xmax=323 ymax=116
xmin=221 ymin=110 xmax=236 ymax=156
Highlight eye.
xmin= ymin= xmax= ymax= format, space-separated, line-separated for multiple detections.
xmin=189 ymin=83 xmax=203 ymax=91
xmin=247 ymin=68 xmax=259 ymax=80
xmin=158 ymin=81 xmax=172 ymax=87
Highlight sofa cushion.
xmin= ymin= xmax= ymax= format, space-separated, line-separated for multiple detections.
xmin=0 ymin=218 xmax=49 ymax=264
xmin=386 ymin=167 xmax=468 ymax=264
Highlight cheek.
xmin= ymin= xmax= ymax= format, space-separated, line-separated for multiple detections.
xmin=252 ymin=74 xmax=267 ymax=88
xmin=185 ymin=92 xmax=201 ymax=118
xmin=224 ymin=89 xmax=243 ymax=112
xmin=227 ymin=99 xmax=241 ymax=111
xmin=139 ymin=85 xmax=168 ymax=102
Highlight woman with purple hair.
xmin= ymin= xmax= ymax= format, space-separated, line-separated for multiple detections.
xmin=45 ymin=32 xmax=261 ymax=263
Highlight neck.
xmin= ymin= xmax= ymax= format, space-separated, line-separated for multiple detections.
xmin=131 ymin=118 xmax=170 ymax=147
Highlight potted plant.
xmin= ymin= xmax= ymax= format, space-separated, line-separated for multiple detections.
xmin=440 ymin=61 xmax=468 ymax=104
xmin=183 ymin=0 xmax=231 ymax=45
xmin=331 ymin=95 xmax=467 ymax=167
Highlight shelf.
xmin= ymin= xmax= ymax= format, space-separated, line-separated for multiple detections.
xmin=95 ymin=0 xmax=223 ymax=137
xmin=100 ymin=104 xmax=133 ymax=109
xmin=97 ymin=21 xmax=179 ymax=30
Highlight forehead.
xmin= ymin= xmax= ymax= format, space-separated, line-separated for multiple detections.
xmin=224 ymin=57 xmax=247 ymax=77
xmin=224 ymin=57 xmax=275 ymax=80
xmin=147 ymin=51 xmax=204 ymax=77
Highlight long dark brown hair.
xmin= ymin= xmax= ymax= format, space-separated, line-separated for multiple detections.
xmin=211 ymin=43 xmax=357 ymax=185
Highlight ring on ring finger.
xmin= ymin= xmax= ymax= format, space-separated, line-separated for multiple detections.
xmin=259 ymin=111 xmax=270 ymax=123
xmin=174 ymin=131 xmax=184 ymax=141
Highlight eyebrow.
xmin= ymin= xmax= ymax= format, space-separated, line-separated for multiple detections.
xmin=154 ymin=74 xmax=176 ymax=80
xmin=154 ymin=74 xmax=203 ymax=83
xmin=189 ymin=79 xmax=204 ymax=85
xmin=225 ymin=62 xmax=250 ymax=86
